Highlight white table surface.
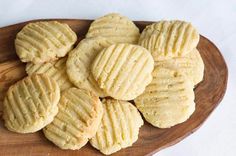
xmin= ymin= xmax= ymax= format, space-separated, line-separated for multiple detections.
xmin=0 ymin=0 xmax=235 ymax=156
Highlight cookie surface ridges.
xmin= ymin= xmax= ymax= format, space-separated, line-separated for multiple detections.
xmin=155 ymin=48 xmax=204 ymax=86
xmin=66 ymin=37 xmax=113 ymax=97
xmin=139 ymin=20 xmax=199 ymax=61
xmin=26 ymin=57 xmax=73 ymax=91
xmin=86 ymin=13 xmax=140 ymax=44
xmin=90 ymin=99 xmax=143 ymax=155
xmin=134 ymin=67 xmax=195 ymax=128
xmin=43 ymin=88 xmax=103 ymax=150
xmin=3 ymin=74 xmax=60 ymax=133
xmin=15 ymin=21 xmax=77 ymax=63
xmin=91 ymin=43 xmax=154 ymax=100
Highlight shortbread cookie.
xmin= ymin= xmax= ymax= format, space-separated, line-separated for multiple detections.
xmin=15 ymin=21 xmax=77 ymax=63
xmin=66 ymin=37 xmax=112 ymax=97
xmin=26 ymin=57 xmax=73 ymax=91
xmin=3 ymin=74 xmax=60 ymax=133
xmin=90 ymin=99 xmax=143 ymax=155
xmin=155 ymin=48 xmax=204 ymax=85
xmin=139 ymin=20 xmax=199 ymax=61
xmin=43 ymin=88 xmax=103 ymax=150
xmin=91 ymin=44 xmax=154 ymax=100
xmin=86 ymin=13 xmax=140 ymax=44
xmin=134 ymin=68 xmax=195 ymax=128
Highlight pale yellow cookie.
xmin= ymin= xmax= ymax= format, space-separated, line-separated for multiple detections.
xmin=91 ymin=43 xmax=154 ymax=100
xmin=3 ymin=74 xmax=60 ymax=133
xmin=90 ymin=99 xmax=143 ymax=155
xmin=15 ymin=21 xmax=77 ymax=63
xmin=155 ymin=48 xmax=204 ymax=86
xmin=43 ymin=88 xmax=103 ymax=150
xmin=134 ymin=68 xmax=195 ymax=128
xmin=26 ymin=57 xmax=73 ymax=91
xmin=86 ymin=13 xmax=140 ymax=44
xmin=66 ymin=37 xmax=113 ymax=97
xmin=139 ymin=20 xmax=199 ymax=61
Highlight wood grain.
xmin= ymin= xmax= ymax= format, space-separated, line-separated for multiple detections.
xmin=0 ymin=19 xmax=228 ymax=156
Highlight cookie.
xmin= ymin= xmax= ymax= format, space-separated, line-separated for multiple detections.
xmin=90 ymin=99 xmax=143 ymax=155
xmin=3 ymin=74 xmax=60 ymax=133
xmin=66 ymin=37 xmax=112 ymax=97
xmin=43 ymin=88 xmax=103 ymax=150
xmin=155 ymin=48 xmax=204 ymax=85
xmin=139 ymin=20 xmax=199 ymax=61
xmin=15 ymin=21 xmax=77 ymax=63
xmin=91 ymin=43 xmax=154 ymax=100
xmin=86 ymin=13 xmax=140 ymax=44
xmin=134 ymin=68 xmax=195 ymax=128
xmin=26 ymin=57 xmax=73 ymax=91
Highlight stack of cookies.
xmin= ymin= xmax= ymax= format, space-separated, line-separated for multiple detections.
xmin=2 ymin=13 xmax=204 ymax=155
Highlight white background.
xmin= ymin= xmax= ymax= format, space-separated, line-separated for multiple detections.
xmin=0 ymin=0 xmax=235 ymax=156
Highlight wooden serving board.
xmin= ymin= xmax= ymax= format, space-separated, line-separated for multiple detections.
xmin=0 ymin=19 xmax=228 ymax=156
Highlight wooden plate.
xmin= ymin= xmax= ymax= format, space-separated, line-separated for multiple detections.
xmin=0 ymin=19 xmax=228 ymax=156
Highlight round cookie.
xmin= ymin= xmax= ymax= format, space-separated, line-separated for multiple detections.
xmin=43 ymin=88 xmax=103 ymax=150
xmin=86 ymin=13 xmax=140 ymax=44
xmin=91 ymin=43 xmax=154 ymax=100
xmin=26 ymin=57 xmax=73 ymax=91
xmin=66 ymin=37 xmax=113 ymax=97
xmin=15 ymin=21 xmax=77 ymax=63
xmin=134 ymin=67 xmax=195 ymax=128
xmin=90 ymin=99 xmax=143 ymax=155
xmin=155 ymin=48 xmax=204 ymax=86
xmin=139 ymin=20 xmax=199 ymax=61
xmin=3 ymin=74 xmax=60 ymax=133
